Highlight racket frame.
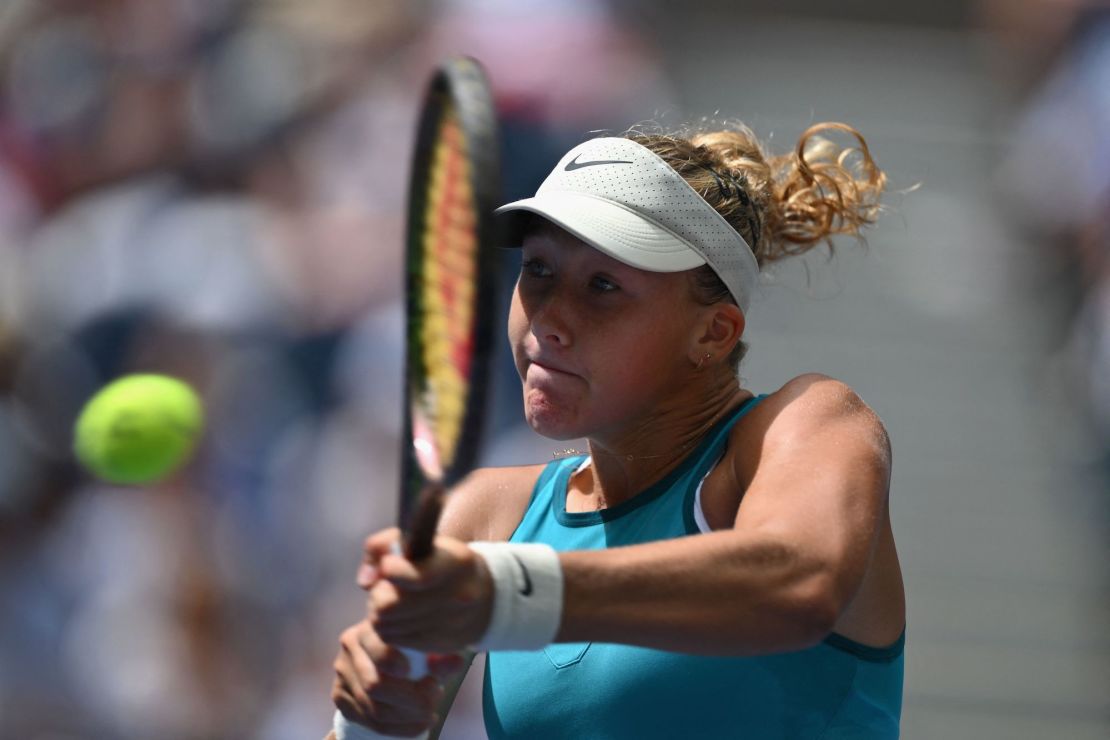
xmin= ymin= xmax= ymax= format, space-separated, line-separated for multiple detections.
xmin=400 ymin=57 xmax=502 ymax=560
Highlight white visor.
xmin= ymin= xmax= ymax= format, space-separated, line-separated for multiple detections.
xmin=495 ymin=137 xmax=760 ymax=312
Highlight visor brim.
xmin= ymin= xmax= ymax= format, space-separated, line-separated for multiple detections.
xmin=495 ymin=192 xmax=707 ymax=273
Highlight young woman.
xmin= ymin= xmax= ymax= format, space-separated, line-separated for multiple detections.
xmin=330 ymin=122 xmax=905 ymax=739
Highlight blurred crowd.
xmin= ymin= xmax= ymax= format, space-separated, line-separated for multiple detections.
xmin=0 ymin=0 xmax=668 ymax=737
xmin=985 ymin=0 xmax=1110 ymax=471
xmin=0 ymin=0 xmax=1105 ymax=738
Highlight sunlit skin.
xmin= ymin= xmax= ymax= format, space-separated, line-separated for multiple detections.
xmin=508 ymin=224 xmax=749 ymax=508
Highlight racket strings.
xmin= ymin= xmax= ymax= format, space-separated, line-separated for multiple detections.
xmin=415 ymin=103 xmax=480 ymax=471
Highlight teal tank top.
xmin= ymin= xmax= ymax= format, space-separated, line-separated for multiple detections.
xmin=483 ymin=394 xmax=904 ymax=739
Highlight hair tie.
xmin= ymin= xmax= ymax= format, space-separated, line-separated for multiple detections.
xmin=695 ymin=163 xmax=731 ymax=199
xmin=694 ymin=164 xmax=762 ymax=248
xmin=731 ymin=175 xmax=763 ymax=248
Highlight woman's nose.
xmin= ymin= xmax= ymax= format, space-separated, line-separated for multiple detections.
xmin=529 ymin=290 xmax=572 ymax=348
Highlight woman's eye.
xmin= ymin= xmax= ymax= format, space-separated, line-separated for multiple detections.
xmin=521 ymin=258 xmax=551 ymax=278
xmin=591 ymin=276 xmax=619 ymax=292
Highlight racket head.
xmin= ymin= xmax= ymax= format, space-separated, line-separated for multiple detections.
xmin=400 ymin=57 xmax=502 ymax=557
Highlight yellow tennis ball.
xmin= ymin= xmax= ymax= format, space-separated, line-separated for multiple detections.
xmin=74 ymin=374 xmax=204 ymax=485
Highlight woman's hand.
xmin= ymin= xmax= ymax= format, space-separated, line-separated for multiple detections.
xmin=331 ymin=620 xmax=466 ymax=736
xmin=358 ymin=528 xmax=494 ymax=653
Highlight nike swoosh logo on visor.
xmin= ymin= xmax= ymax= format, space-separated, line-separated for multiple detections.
xmin=510 ymin=553 xmax=534 ymax=596
xmin=564 ymin=154 xmax=633 ymax=171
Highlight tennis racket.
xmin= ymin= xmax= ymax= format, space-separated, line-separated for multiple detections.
xmin=335 ymin=56 xmax=502 ymax=740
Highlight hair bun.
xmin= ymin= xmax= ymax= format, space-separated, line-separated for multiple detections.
xmin=630 ymin=122 xmax=886 ymax=266
xmin=770 ymin=122 xmax=886 ymax=260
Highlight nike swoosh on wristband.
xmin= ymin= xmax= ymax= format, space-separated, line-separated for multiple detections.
xmin=564 ymin=154 xmax=634 ymax=171
xmin=509 ymin=553 xmax=534 ymax=596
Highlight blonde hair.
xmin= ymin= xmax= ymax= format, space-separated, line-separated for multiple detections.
xmin=628 ymin=122 xmax=885 ymax=265
xmin=626 ymin=122 xmax=887 ymax=365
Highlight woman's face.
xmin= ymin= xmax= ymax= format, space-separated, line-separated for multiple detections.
xmin=508 ymin=226 xmax=704 ymax=441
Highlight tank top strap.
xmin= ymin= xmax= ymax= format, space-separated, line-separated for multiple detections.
xmin=688 ymin=393 xmax=768 ymax=475
xmin=680 ymin=393 xmax=769 ymax=535
xmin=534 ymin=455 xmax=574 ymax=500
xmin=526 ymin=454 xmax=587 ymax=511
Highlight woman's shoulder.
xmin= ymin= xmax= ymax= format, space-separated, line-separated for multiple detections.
xmin=749 ymin=373 xmax=884 ymax=421
xmin=698 ymin=375 xmax=892 ymax=530
xmin=733 ymin=373 xmax=890 ymax=463
xmin=437 ymin=463 xmax=550 ymax=542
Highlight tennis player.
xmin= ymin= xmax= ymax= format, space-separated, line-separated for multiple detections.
xmin=331 ymin=122 xmax=905 ymax=739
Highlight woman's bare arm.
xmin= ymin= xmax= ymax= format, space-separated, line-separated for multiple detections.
xmin=556 ymin=375 xmax=892 ymax=654
xmin=437 ymin=464 xmax=544 ymax=542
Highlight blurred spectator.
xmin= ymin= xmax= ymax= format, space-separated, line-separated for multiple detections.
xmin=0 ymin=1 xmax=424 ymax=737
xmin=0 ymin=0 xmax=672 ymax=737
xmin=991 ymin=1 xmax=1110 ymax=467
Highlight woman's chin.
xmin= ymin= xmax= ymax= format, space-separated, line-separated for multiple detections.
xmin=525 ymin=412 xmax=581 ymax=441
xmin=523 ymin=392 xmax=582 ymax=440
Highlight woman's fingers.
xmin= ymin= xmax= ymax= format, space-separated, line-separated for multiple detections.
xmin=335 ymin=627 xmax=375 ymax=712
xmin=334 ymin=680 xmax=438 ymax=731
xmin=348 ymin=628 xmax=381 ymax=682
xmin=334 ymin=691 xmax=436 ymax=739
xmin=353 ymin=622 xmax=417 ymax=679
xmin=332 ymin=620 xmax=443 ymax=733
xmin=358 ymin=528 xmax=403 ymax=588
xmin=333 ymin=687 xmax=371 ymax=726
xmin=370 ymin=533 xmax=484 ymax=591
xmin=369 ymin=579 xmax=463 ymax=627
xmin=370 ymin=583 xmax=487 ymax=651
xmin=363 ymin=528 xmax=405 ymax=567
xmin=357 ymin=529 xmax=493 ymax=653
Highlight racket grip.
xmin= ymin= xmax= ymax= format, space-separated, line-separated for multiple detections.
xmin=339 ymin=495 xmax=433 ymax=740
xmin=386 ymin=543 xmax=429 ymax=677
xmin=405 ymin=482 xmax=445 ymax=560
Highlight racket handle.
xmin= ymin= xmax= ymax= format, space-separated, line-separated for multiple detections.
xmin=386 ymin=543 xmax=429 ymax=677
xmin=338 ymin=496 xmax=435 ymax=740
xmin=405 ymin=482 xmax=445 ymax=560
xmin=333 ymin=710 xmax=429 ymax=740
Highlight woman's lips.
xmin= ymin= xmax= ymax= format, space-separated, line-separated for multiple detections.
xmin=526 ymin=360 xmax=580 ymax=387
xmin=531 ymin=359 xmax=576 ymax=376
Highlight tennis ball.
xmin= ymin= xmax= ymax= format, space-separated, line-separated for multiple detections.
xmin=74 ymin=374 xmax=204 ymax=485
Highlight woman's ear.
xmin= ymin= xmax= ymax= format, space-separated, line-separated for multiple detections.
xmin=689 ymin=303 xmax=745 ymax=365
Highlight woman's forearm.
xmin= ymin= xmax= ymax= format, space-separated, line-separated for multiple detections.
xmin=556 ymin=529 xmax=838 ymax=655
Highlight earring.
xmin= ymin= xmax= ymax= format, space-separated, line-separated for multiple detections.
xmin=695 ymin=352 xmax=712 ymax=370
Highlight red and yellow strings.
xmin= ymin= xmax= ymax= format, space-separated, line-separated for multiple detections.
xmin=417 ymin=105 xmax=476 ymax=469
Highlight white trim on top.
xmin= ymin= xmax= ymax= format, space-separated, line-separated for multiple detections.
xmin=576 ymin=455 xmax=720 ymax=533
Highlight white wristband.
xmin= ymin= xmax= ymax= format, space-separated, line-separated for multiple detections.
xmin=467 ymin=542 xmax=563 ymax=651
xmin=333 ymin=710 xmax=428 ymax=740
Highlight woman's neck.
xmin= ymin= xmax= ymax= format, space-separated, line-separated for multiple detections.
xmin=573 ymin=381 xmax=751 ymax=510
